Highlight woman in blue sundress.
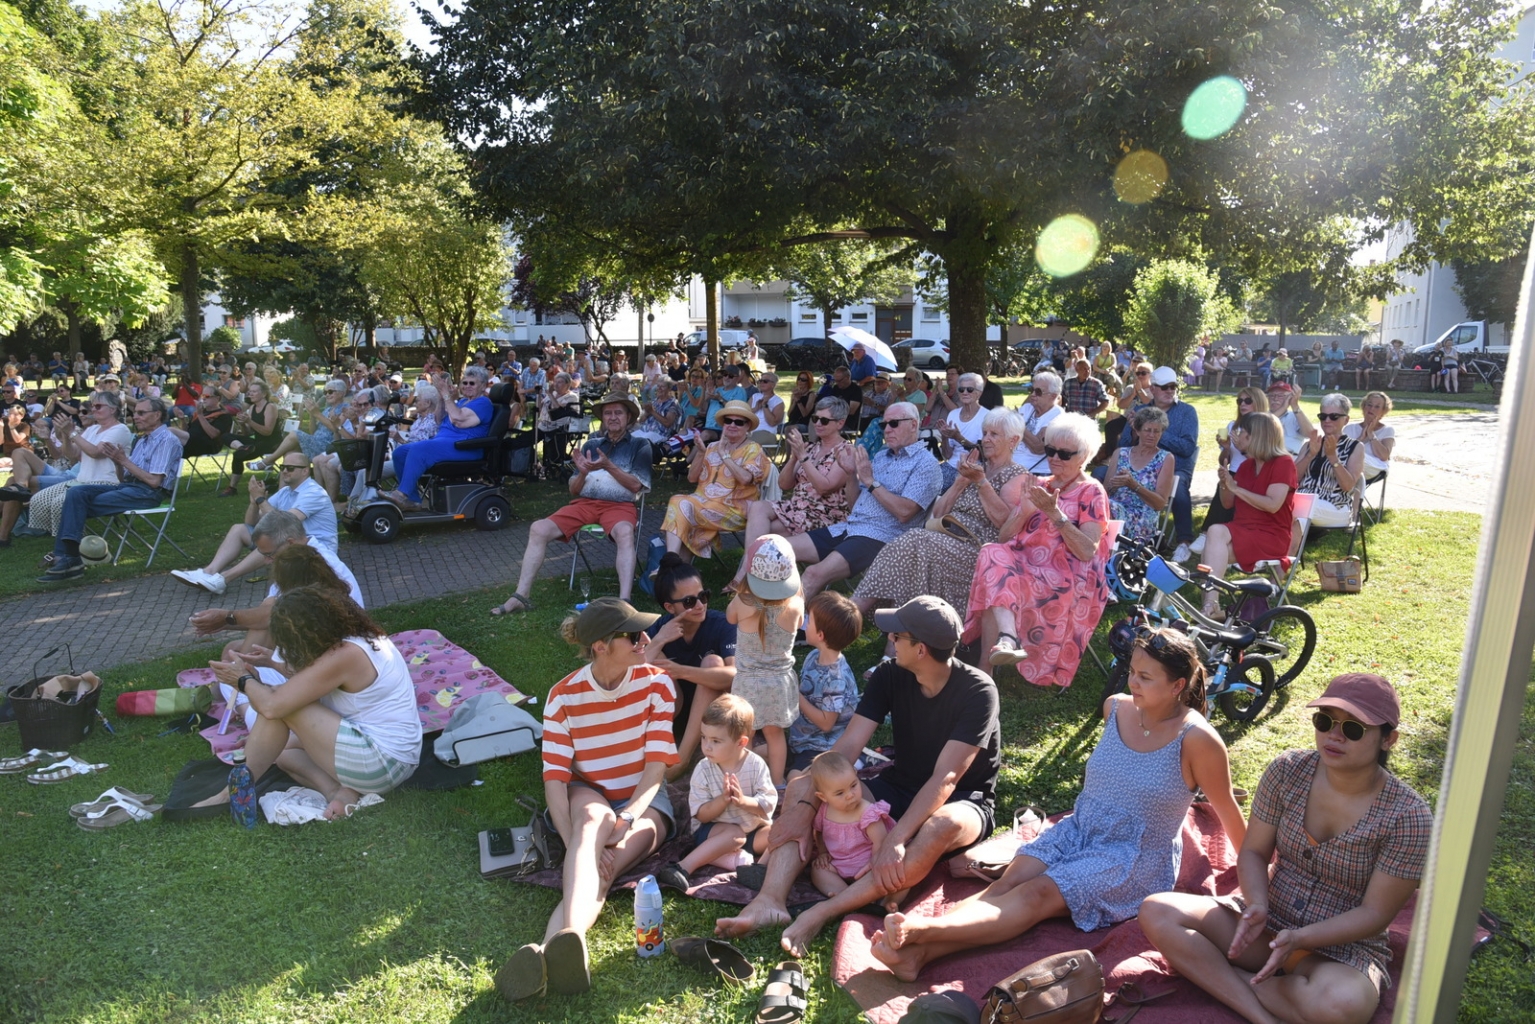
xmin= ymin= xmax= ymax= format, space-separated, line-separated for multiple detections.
xmin=1105 ymin=405 xmax=1175 ymax=545
xmin=868 ymin=627 xmax=1248 ymax=982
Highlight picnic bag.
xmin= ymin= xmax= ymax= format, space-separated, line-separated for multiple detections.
xmin=1317 ymin=556 xmax=1364 ymax=593
xmin=981 ymin=949 xmax=1103 ymax=1024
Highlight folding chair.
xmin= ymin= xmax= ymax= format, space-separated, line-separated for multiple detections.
xmin=98 ymin=489 xmax=189 ymax=568
xmin=1083 ymin=520 xmax=1125 ymax=681
xmin=1362 ymin=467 xmax=1388 ymax=525
xmin=751 ymin=428 xmax=783 ymax=465
xmin=1340 ymin=476 xmax=1371 ymax=582
xmin=177 ymin=450 xmax=232 ymax=495
xmin=568 ymin=490 xmax=648 ymax=588
xmin=1253 ymin=491 xmax=1316 ymax=605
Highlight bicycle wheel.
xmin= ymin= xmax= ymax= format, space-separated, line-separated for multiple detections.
xmin=1218 ymin=654 xmax=1276 ymax=722
xmin=1246 ymin=605 xmax=1317 ymax=690
xmin=1098 ymin=658 xmax=1130 ymax=706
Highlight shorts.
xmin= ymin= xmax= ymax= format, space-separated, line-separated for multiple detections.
xmin=866 ymin=773 xmax=995 ymax=851
xmin=693 ymin=819 xmax=769 ymax=853
xmin=567 ymin=779 xmax=678 ymax=841
xmin=546 ymin=497 xmax=638 ymax=541
xmin=332 ymin=720 xmax=418 ymax=794
xmin=807 ymin=528 xmax=886 ymax=576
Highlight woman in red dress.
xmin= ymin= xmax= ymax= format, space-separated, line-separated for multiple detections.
xmin=1195 ymin=411 xmax=1296 ymax=615
xmin=963 ymin=412 xmax=1110 ymax=687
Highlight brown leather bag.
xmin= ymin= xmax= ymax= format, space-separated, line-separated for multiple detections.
xmin=980 ymin=949 xmax=1104 ymax=1024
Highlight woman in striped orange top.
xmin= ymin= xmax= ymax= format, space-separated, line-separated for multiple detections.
xmin=495 ymin=598 xmax=680 ymax=1003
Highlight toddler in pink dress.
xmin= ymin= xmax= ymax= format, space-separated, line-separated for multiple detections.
xmin=808 ymin=751 xmax=898 ymax=903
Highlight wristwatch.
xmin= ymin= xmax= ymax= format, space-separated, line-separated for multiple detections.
xmin=867 ymin=480 xmax=883 ymax=492
xmin=225 ymin=611 xmax=238 ymax=627
xmin=617 ymin=811 xmax=635 ymax=824
xmin=236 ymin=674 xmax=254 ymax=693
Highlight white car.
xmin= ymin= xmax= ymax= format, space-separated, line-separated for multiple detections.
xmin=897 ymin=337 xmax=951 ymax=368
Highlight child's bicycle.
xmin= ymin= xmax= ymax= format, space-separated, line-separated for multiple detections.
xmin=1101 ymin=540 xmax=1317 ymax=722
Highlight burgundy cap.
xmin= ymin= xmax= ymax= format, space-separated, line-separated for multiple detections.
xmin=1266 ymin=381 xmax=1293 ymax=393
xmin=1306 ymin=672 xmax=1401 ymax=726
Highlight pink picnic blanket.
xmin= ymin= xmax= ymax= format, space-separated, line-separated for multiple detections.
xmin=179 ymin=629 xmax=527 ymax=762
xmin=831 ymin=802 xmax=1442 ymax=1024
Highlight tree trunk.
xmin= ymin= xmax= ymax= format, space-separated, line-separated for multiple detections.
xmin=180 ymin=244 xmax=204 ymax=377
xmin=821 ymin=304 xmax=837 ymax=366
xmin=705 ymin=278 xmax=719 ymax=369
xmin=61 ymin=299 xmax=83 ymax=360
xmin=946 ymin=255 xmax=989 ymax=374
xmin=363 ymin=312 xmax=377 ymax=352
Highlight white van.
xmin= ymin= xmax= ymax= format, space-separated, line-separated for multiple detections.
xmin=684 ymin=329 xmax=753 ymax=352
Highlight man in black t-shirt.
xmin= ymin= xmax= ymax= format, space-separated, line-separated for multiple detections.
xmin=718 ymin=595 xmax=1000 ymax=955
xmin=817 ymin=365 xmax=864 ymax=423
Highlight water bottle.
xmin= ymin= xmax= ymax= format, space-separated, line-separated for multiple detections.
xmin=229 ymin=764 xmax=258 ymax=829
xmin=634 ymin=874 xmax=664 ymax=957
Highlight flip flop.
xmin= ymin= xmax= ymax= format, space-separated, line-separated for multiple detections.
xmin=543 ymin=928 xmax=590 ymax=995
xmin=0 ymin=748 xmax=70 ymax=774
xmin=493 ymin=943 xmax=546 ymax=1002
xmin=26 ymin=757 xmax=108 ymax=784
xmin=69 ymin=787 xmax=157 ymax=818
xmin=671 ymin=936 xmax=754 ymax=984
xmin=755 ymin=960 xmax=807 ymax=1024
xmin=76 ymin=794 xmax=162 ymax=830
xmin=490 ymin=593 xmax=533 ymax=616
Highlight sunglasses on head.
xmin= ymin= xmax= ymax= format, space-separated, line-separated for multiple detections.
xmin=670 ymin=589 xmax=712 ymax=609
xmin=722 ymin=416 xmax=750 ymax=427
xmin=1043 ymin=445 xmax=1080 ymax=460
xmin=810 ymin=414 xmax=839 ymax=425
xmin=1313 ymin=711 xmax=1368 ymax=741
xmin=1318 ymin=412 xmax=1347 ymax=421
xmin=1136 ymin=628 xmax=1179 ymax=654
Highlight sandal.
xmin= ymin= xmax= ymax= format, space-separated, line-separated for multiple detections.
xmin=69 ymin=787 xmax=157 ymax=818
xmin=755 ymin=960 xmax=807 ymax=1024
xmin=217 ymin=486 xmax=239 ymax=497
xmin=493 ymin=943 xmax=546 ymax=1002
xmin=490 ymin=593 xmax=534 ymax=616
xmin=76 ymin=793 xmax=162 ymax=830
xmin=26 ymin=757 xmax=109 ymax=784
xmin=672 ymin=935 xmax=754 ymax=984
xmin=0 ymin=748 xmax=70 ymax=774
xmin=988 ymin=632 xmax=1028 ymax=667
xmin=543 ymin=928 xmax=590 ymax=995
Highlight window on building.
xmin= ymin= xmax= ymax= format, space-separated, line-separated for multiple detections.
xmin=850 ymin=311 xmax=869 ymax=322
xmin=799 ymin=311 xmax=818 ymax=322
xmin=223 ymin=316 xmax=246 ymax=329
xmin=919 ymin=306 xmax=940 ymax=322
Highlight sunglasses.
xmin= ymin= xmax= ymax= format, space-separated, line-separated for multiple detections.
xmin=1237 ymin=397 xmax=1255 ymax=405
xmin=1137 ymin=629 xmax=1179 ymax=654
xmin=956 ymin=386 xmax=978 ymax=394
xmin=1318 ymin=412 xmax=1347 ymax=421
xmin=722 ymin=416 xmax=750 ymax=427
xmin=882 ymin=418 xmax=913 ymax=429
xmin=1312 ymin=711 xmax=1368 ymax=741
xmin=1030 ymin=388 xmax=1051 ymax=397
xmin=279 ymin=464 xmax=307 ymax=472
xmin=1043 ymin=445 xmax=1080 ymax=460
xmin=670 ymin=589 xmax=712 ymax=609
xmin=1152 ymin=382 xmax=1178 ymax=391
xmin=1134 ymin=371 xmax=1150 ymax=377
xmin=810 ymin=415 xmax=839 ymax=425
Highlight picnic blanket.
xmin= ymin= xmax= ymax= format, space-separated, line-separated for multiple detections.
xmin=830 ymin=802 xmax=1440 ymax=1024
xmin=177 ymin=628 xmax=527 ymax=763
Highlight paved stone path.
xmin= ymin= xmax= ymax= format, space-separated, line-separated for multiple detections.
xmin=0 ymin=406 xmax=1493 ymax=679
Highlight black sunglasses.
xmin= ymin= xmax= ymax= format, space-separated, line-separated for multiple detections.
xmin=722 ymin=416 xmax=750 ymax=427
xmin=1312 ymin=711 xmax=1367 ymax=741
xmin=1134 ymin=370 xmax=1150 ymax=377
xmin=1152 ymin=382 xmax=1179 ymax=391
xmin=882 ymin=418 xmax=913 ymax=429
xmin=1136 ymin=628 xmax=1179 ymax=654
xmin=956 ymin=386 xmax=978 ymax=394
xmin=1043 ymin=445 xmax=1080 ymax=460
xmin=670 ymin=589 xmax=712 ymax=609
xmin=1030 ymin=388 xmax=1052 ymax=397
xmin=1318 ymin=412 xmax=1347 ymax=421
xmin=810 ymin=415 xmax=839 ymax=425
xmin=1237 ymin=397 xmax=1255 ymax=405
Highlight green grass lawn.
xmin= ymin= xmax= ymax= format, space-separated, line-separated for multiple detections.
xmin=1 ymin=508 xmax=1531 ymax=1022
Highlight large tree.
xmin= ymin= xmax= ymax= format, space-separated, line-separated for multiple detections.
xmin=776 ymin=240 xmax=915 ymax=348
xmin=420 ymin=0 xmax=1535 ymax=372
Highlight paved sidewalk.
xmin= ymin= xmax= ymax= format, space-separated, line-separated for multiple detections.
xmin=0 ymin=507 xmax=668 ymax=680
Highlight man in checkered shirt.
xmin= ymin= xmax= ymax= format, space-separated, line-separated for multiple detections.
xmin=1060 ymin=359 xmax=1110 ymax=419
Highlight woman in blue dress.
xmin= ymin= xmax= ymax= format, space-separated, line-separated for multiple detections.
xmin=869 ymin=627 xmax=1248 ymax=981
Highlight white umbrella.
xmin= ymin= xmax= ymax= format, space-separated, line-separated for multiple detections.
xmin=828 ymin=326 xmax=899 ymax=371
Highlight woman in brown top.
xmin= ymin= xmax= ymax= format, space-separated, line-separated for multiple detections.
xmin=1140 ymin=673 xmax=1431 ymax=1024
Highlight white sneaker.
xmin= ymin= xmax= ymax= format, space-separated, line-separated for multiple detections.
xmin=181 ymin=568 xmax=226 ymax=595
xmin=1173 ymin=543 xmax=1192 ymax=563
xmin=171 ymin=569 xmax=200 ymax=588
xmin=1189 ymin=535 xmax=1207 ymax=556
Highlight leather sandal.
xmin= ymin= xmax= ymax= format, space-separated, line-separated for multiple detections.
xmin=0 ymin=748 xmax=70 ymax=774
xmin=755 ymin=960 xmax=807 ymax=1024
xmin=490 ymin=593 xmax=533 ymax=616
xmin=672 ymin=936 xmax=754 ymax=984
xmin=988 ymin=632 xmax=1028 ymax=666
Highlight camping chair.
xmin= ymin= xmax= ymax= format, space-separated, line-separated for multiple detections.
xmin=178 ymin=450 xmax=232 ymax=495
xmin=97 ymin=488 xmax=189 ymax=568
xmin=1253 ymin=491 xmax=1316 ymax=606
xmin=568 ymin=490 xmax=649 ymax=588
xmin=1363 ymin=467 xmax=1389 ymax=525
xmin=1081 ymin=520 xmax=1125 ymax=681
xmin=720 ymin=461 xmax=783 ymax=552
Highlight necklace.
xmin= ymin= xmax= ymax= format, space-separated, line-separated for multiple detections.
xmin=1138 ymin=706 xmax=1179 ymax=737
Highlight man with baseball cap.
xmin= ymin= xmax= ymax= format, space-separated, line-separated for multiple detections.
xmin=718 ymin=595 xmax=1000 ymax=957
xmin=493 ymin=391 xmax=653 ymax=614
xmin=1265 ymin=380 xmax=1311 ymax=455
xmin=1117 ymin=365 xmax=1199 ymax=560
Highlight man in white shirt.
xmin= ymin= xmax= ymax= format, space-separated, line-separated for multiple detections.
xmin=173 ymin=454 xmax=337 ymax=595
xmin=1015 ymin=370 xmax=1064 ymax=474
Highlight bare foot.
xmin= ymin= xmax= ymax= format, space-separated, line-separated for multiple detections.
xmin=324 ymin=786 xmax=362 ymax=820
xmin=869 ymin=927 xmax=927 ymax=982
xmin=780 ymin=907 xmax=826 ymax=957
xmin=881 ymin=912 xmax=911 ymax=949
xmin=715 ymin=896 xmax=791 ymax=939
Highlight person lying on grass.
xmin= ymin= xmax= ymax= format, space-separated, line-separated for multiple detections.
xmin=867 ymin=627 xmax=1246 ymax=982
xmin=716 ymin=595 xmax=1001 ymax=958
xmin=204 ymin=585 xmax=421 ymax=819
xmin=1139 ymin=673 xmax=1429 ymax=1024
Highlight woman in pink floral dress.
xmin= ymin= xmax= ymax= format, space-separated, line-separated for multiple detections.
xmin=963 ymin=412 xmax=1111 ymax=687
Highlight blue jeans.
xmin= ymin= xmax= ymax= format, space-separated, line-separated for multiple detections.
xmin=1171 ymin=470 xmax=1193 ymax=543
xmin=38 ymin=466 xmax=78 ymax=489
xmin=391 ymin=437 xmax=478 ymax=501
xmin=55 ymin=482 xmax=164 ymax=552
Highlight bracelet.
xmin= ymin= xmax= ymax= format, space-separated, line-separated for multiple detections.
xmin=798 ymin=799 xmax=816 ymax=808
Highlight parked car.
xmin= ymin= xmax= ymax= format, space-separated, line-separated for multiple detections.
xmin=893 ymin=337 xmax=951 ymax=369
xmin=1412 ymin=321 xmax=1507 ymax=355
xmin=775 ymin=336 xmax=842 ymax=370
xmin=683 ymin=328 xmax=754 ymax=353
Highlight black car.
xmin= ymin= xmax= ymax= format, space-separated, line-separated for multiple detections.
xmin=774 ymin=336 xmax=843 ymax=371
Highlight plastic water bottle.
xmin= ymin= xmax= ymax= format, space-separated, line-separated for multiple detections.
xmin=229 ymin=764 xmax=258 ymax=829
xmin=634 ymin=874 xmax=664 ymax=957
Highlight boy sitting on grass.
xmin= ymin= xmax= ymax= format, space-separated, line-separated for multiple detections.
xmin=655 ymin=694 xmax=776 ymax=892
xmin=787 ymin=591 xmax=863 ymax=774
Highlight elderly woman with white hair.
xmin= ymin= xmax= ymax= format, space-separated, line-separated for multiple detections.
xmin=938 ymin=371 xmax=987 ymax=488
xmin=1295 ymin=392 xmax=1365 ymax=531
xmin=854 ymin=406 xmax=1030 ymax=623
xmin=1016 ymin=369 xmax=1065 ymax=474
xmin=964 ymin=412 xmax=1111 ymax=687
xmin=381 ymin=366 xmax=494 ymax=511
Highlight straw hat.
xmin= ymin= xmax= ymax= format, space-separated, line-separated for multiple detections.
xmin=712 ymin=399 xmax=759 ymax=430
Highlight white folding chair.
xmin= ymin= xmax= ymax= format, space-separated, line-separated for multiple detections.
xmin=568 ymin=489 xmax=648 ymax=588
xmin=99 ymin=489 xmax=189 ymax=568
xmin=178 ymin=451 xmax=232 ymax=495
xmin=1253 ymin=491 xmax=1316 ymax=605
